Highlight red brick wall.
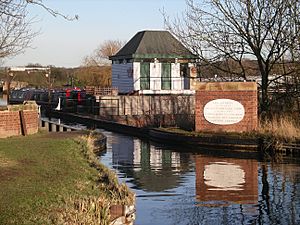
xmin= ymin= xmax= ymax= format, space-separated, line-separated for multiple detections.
xmin=0 ymin=110 xmax=38 ymax=138
xmin=23 ymin=111 xmax=39 ymax=134
xmin=195 ymin=82 xmax=258 ymax=133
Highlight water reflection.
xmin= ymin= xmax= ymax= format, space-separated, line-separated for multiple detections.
xmin=100 ymin=132 xmax=300 ymax=225
xmin=0 ymin=94 xmax=7 ymax=106
xmin=109 ymin=135 xmax=190 ymax=192
xmin=195 ymin=156 xmax=258 ymax=204
xmin=258 ymin=163 xmax=300 ymax=225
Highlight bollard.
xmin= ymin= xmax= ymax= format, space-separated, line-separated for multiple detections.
xmin=59 ymin=125 xmax=64 ymax=132
xmin=45 ymin=121 xmax=50 ymax=131
xmin=51 ymin=123 xmax=56 ymax=132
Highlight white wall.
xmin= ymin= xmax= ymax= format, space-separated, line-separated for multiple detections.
xmin=112 ymin=63 xmax=134 ymax=93
xmin=114 ymin=61 xmax=188 ymax=93
xmin=132 ymin=62 xmax=184 ymax=92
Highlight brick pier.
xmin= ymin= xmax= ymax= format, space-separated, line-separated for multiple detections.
xmin=0 ymin=102 xmax=39 ymax=138
xmin=195 ymin=82 xmax=258 ymax=133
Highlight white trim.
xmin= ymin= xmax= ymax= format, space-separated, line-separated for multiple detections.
xmin=133 ymin=62 xmax=140 ymax=91
xmin=139 ymin=89 xmax=195 ymax=95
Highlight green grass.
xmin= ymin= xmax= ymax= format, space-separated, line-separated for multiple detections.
xmin=0 ymin=132 xmax=127 ymax=225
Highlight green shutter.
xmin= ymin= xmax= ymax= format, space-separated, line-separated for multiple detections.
xmin=161 ymin=63 xmax=171 ymax=90
xmin=140 ymin=63 xmax=150 ymax=90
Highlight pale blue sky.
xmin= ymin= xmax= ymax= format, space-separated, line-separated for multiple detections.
xmin=4 ymin=0 xmax=187 ymax=68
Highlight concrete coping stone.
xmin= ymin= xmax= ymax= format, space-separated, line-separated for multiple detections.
xmin=196 ymin=82 xmax=257 ymax=91
xmin=7 ymin=101 xmax=39 ymax=112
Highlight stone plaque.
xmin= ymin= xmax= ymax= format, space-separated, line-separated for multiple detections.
xmin=204 ymin=99 xmax=245 ymax=125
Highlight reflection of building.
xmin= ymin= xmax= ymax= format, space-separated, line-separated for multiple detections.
xmin=195 ymin=155 xmax=258 ymax=204
xmin=110 ymin=134 xmax=190 ymax=192
xmin=112 ymin=136 xmax=181 ymax=171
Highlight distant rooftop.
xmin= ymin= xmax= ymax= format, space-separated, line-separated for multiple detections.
xmin=109 ymin=30 xmax=197 ymax=60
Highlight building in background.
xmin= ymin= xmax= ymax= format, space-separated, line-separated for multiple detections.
xmin=109 ymin=30 xmax=198 ymax=95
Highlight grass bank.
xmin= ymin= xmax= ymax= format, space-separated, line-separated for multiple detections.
xmin=0 ymin=131 xmax=134 ymax=225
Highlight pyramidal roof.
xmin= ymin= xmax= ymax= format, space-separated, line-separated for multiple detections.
xmin=109 ymin=30 xmax=197 ymax=60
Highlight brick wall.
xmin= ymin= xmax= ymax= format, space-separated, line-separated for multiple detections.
xmin=0 ymin=111 xmax=21 ymax=138
xmin=0 ymin=106 xmax=39 ymax=138
xmin=195 ymin=82 xmax=258 ymax=133
xmin=22 ymin=110 xmax=39 ymax=134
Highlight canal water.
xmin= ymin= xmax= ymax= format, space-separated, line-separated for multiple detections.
xmin=0 ymin=94 xmax=7 ymax=106
xmin=98 ymin=130 xmax=300 ymax=225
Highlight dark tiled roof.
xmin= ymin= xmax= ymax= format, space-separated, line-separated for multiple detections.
xmin=109 ymin=30 xmax=197 ymax=60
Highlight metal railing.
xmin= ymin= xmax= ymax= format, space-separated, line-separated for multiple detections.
xmin=85 ymin=86 xmax=118 ymax=96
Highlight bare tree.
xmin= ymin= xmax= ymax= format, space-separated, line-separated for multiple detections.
xmin=80 ymin=40 xmax=124 ymax=87
xmin=0 ymin=0 xmax=35 ymax=59
xmin=83 ymin=40 xmax=124 ymax=66
xmin=27 ymin=0 xmax=78 ymax=21
xmin=164 ymin=0 xmax=300 ymax=113
xmin=0 ymin=0 xmax=77 ymax=61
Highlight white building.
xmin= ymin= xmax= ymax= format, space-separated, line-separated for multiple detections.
xmin=109 ymin=30 xmax=198 ymax=95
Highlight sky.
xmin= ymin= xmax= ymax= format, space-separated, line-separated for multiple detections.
xmin=3 ymin=0 xmax=187 ymax=68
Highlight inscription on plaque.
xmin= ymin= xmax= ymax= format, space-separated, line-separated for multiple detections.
xmin=204 ymin=99 xmax=245 ymax=125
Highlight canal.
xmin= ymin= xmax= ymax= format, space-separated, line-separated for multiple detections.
xmin=97 ymin=129 xmax=300 ymax=225
xmin=0 ymin=94 xmax=7 ymax=106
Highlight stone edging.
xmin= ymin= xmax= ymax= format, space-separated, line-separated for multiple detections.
xmin=149 ymin=128 xmax=300 ymax=154
xmin=149 ymin=128 xmax=260 ymax=151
